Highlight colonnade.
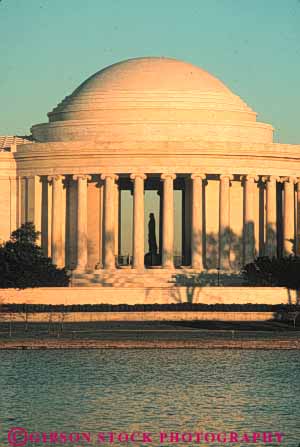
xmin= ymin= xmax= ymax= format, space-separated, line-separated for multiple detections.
xmin=43 ymin=173 xmax=300 ymax=271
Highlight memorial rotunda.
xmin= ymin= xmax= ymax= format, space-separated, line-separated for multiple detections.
xmin=1 ymin=56 xmax=300 ymax=287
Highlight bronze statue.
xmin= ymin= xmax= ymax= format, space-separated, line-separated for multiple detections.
xmin=148 ymin=213 xmax=158 ymax=255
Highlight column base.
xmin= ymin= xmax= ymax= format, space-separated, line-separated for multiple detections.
xmin=54 ymin=263 xmax=65 ymax=269
xmin=131 ymin=267 xmax=145 ymax=272
xmin=191 ymin=264 xmax=204 ymax=270
xmin=73 ymin=266 xmax=88 ymax=274
xmin=219 ymin=264 xmax=232 ymax=271
xmin=95 ymin=262 xmax=103 ymax=270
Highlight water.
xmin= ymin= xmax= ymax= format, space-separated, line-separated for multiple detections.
xmin=0 ymin=350 xmax=299 ymax=446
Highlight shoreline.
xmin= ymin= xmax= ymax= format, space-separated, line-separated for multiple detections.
xmin=1 ymin=338 xmax=299 ymax=350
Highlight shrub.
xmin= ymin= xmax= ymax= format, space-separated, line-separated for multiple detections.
xmin=0 ymin=223 xmax=69 ymax=288
xmin=242 ymin=256 xmax=300 ymax=289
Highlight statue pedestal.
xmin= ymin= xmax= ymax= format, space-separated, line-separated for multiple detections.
xmin=144 ymin=252 xmax=161 ymax=267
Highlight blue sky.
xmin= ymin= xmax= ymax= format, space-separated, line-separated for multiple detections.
xmin=1 ymin=0 xmax=300 ymax=143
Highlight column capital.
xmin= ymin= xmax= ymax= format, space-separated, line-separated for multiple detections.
xmin=47 ymin=175 xmax=65 ymax=183
xmin=191 ymin=173 xmax=206 ymax=180
xmin=161 ymin=173 xmax=176 ymax=181
xmin=220 ymin=174 xmax=234 ymax=181
xmin=130 ymin=173 xmax=147 ymax=181
xmin=280 ymin=175 xmax=297 ymax=184
xmin=73 ymin=174 xmax=92 ymax=181
xmin=100 ymin=173 xmax=119 ymax=181
xmin=240 ymin=174 xmax=259 ymax=183
xmin=295 ymin=178 xmax=300 ymax=191
xmin=262 ymin=175 xmax=280 ymax=183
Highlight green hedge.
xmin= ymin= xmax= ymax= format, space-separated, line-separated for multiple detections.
xmin=1 ymin=303 xmax=299 ymax=313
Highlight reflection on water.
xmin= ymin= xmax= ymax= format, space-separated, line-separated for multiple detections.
xmin=0 ymin=350 xmax=299 ymax=446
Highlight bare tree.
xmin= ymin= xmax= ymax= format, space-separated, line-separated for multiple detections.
xmin=57 ymin=307 xmax=68 ymax=337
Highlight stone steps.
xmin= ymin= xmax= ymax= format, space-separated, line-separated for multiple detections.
xmin=70 ymin=269 xmax=245 ymax=287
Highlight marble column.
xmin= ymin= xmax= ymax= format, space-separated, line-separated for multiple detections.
xmin=183 ymin=177 xmax=192 ymax=266
xmin=282 ymin=176 xmax=296 ymax=256
xmin=130 ymin=174 xmax=146 ymax=270
xmin=161 ymin=174 xmax=176 ymax=268
xmin=264 ymin=175 xmax=279 ymax=257
xmin=296 ymin=179 xmax=300 ymax=256
xmin=114 ymin=181 xmax=119 ymax=259
xmin=73 ymin=174 xmax=91 ymax=270
xmin=47 ymin=175 xmax=65 ymax=267
xmin=9 ymin=176 xmax=18 ymax=235
xmin=158 ymin=187 xmax=163 ymax=261
xmin=219 ymin=174 xmax=233 ymax=270
xmin=191 ymin=173 xmax=206 ymax=269
xmin=27 ymin=176 xmax=42 ymax=243
xmin=101 ymin=174 xmax=118 ymax=269
xmin=20 ymin=176 xmax=29 ymax=224
xmin=41 ymin=176 xmax=51 ymax=257
xmin=96 ymin=180 xmax=104 ymax=269
xmin=243 ymin=174 xmax=259 ymax=265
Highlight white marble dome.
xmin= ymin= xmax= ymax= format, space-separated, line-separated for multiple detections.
xmin=31 ymin=57 xmax=273 ymax=144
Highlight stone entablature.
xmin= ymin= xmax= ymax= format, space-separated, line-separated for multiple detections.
xmin=12 ymin=140 xmax=300 ymax=177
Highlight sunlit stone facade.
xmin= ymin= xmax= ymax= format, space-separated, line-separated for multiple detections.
xmin=1 ymin=57 xmax=300 ymax=286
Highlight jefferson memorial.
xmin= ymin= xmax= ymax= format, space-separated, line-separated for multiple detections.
xmin=1 ymin=57 xmax=300 ymax=287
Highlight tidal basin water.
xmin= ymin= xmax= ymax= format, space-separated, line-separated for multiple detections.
xmin=0 ymin=349 xmax=299 ymax=446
